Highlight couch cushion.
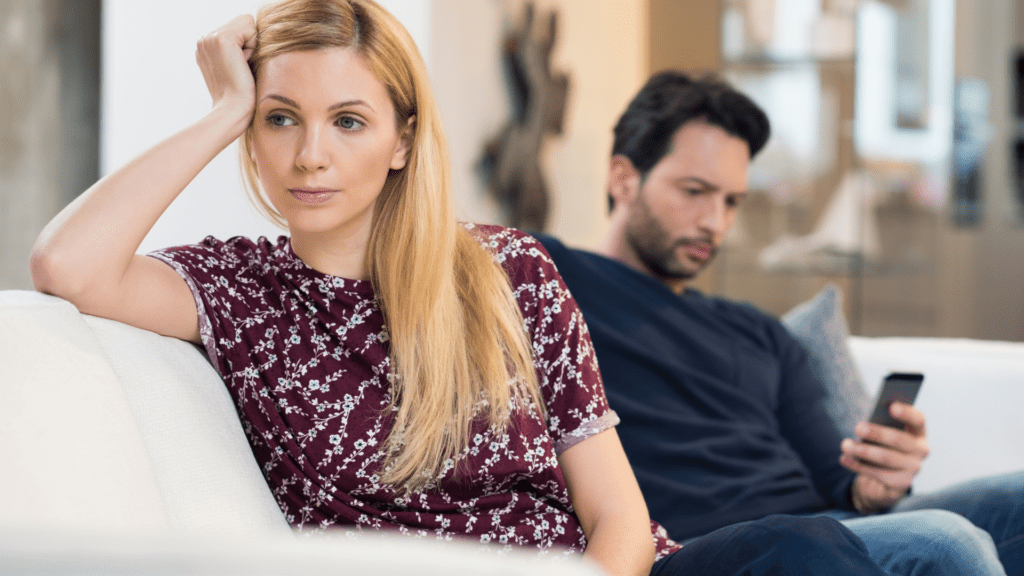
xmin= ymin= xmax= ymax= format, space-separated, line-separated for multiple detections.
xmin=0 ymin=291 xmax=168 ymax=533
xmin=84 ymin=315 xmax=290 ymax=535
xmin=781 ymin=284 xmax=872 ymax=438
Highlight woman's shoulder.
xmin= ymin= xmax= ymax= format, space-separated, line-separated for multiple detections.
xmin=156 ymin=235 xmax=289 ymax=264
xmin=150 ymin=235 xmax=297 ymax=287
xmin=461 ymin=223 xmax=557 ymax=281
xmin=462 ymin=223 xmax=551 ymax=261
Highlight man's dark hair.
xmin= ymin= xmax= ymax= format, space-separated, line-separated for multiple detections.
xmin=609 ymin=71 xmax=771 ymax=211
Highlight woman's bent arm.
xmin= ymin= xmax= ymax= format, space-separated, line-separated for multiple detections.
xmin=559 ymin=428 xmax=655 ymax=576
xmin=31 ymin=15 xmax=256 ymax=343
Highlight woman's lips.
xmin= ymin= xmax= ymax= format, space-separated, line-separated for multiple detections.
xmin=289 ymin=189 xmax=337 ymax=205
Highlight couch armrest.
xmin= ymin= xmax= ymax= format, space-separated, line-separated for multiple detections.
xmin=0 ymin=290 xmax=288 ymax=536
xmin=0 ymin=291 xmax=168 ymax=533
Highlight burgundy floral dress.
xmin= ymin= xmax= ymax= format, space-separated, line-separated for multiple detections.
xmin=151 ymin=224 xmax=679 ymax=558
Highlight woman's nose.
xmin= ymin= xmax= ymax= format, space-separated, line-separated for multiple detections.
xmin=295 ymin=127 xmax=329 ymax=172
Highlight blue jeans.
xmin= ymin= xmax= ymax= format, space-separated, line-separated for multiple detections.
xmin=821 ymin=471 xmax=1024 ymax=576
xmin=651 ymin=515 xmax=890 ymax=576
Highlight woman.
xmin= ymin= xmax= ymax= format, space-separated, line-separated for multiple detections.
xmin=31 ymin=2 xmax=890 ymax=575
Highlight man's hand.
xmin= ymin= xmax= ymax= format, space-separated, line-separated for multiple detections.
xmin=839 ymin=402 xmax=930 ymax=513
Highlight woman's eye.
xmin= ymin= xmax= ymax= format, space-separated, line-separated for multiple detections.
xmin=337 ymin=116 xmax=364 ymax=130
xmin=267 ymin=114 xmax=294 ymax=127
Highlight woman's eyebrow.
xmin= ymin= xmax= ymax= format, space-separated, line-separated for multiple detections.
xmin=329 ymin=99 xmax=372 ymax=112
xmin=264 ymin=94 xmax=300 ymax=108
xmin=260 ymin=94 xmax=373 ymax=113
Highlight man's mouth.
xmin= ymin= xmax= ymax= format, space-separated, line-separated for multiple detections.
xmin=679 ymin=241 xmax=714 ymax=261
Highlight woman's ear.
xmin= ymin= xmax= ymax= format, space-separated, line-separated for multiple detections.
xmin=608 ymin=155 xmax=641 ymax=208
xmin=390 ymin=115 xmax=416 ymax=170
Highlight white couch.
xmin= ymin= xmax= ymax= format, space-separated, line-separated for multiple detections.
xmin=0 ymin=290 xmax=600 ymax=575
xmin=1 ymin=290 xmax=1022 ymax=572
xmin=849 ymin=336 xmax=1024 ymax=493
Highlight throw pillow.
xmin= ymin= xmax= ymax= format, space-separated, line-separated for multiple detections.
xmin=781 ymin=284 xmax=871 ymax=438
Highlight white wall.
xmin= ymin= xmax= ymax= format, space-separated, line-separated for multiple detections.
xmin=103 ymin=0 xmax=646 ymax=254
xmin=528 ymin=0 xmax=647 ymax=249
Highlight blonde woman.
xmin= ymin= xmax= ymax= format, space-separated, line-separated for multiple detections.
xmin=31 ymin=2 xmax=890 ymax=575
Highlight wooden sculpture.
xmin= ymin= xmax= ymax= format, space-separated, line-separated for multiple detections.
xmin=480 ymin=2 xmax=569 ymax=232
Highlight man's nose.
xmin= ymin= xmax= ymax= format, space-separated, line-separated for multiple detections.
xmin=696 ymin=197 xmax=729 ymax=238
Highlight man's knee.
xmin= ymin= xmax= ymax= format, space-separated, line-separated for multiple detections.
xmin=752 ymin=514 xmax=869 ymax=555
xmin=843 ymin=509 xmax=1004 ymax=575
xmin=655 ymin=515 xmax=886 ymax=576
xmin=885 ymin=509 xmax=995 ymax=557
xmin=889 ymin=509 xmax=986 ymax=540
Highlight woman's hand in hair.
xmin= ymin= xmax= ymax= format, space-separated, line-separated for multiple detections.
xmin=196 ymin=14 xmax=258 ymax=134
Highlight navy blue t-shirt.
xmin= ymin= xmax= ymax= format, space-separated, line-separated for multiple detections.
xmin=535 ymin=235 xmax=856 ymax=541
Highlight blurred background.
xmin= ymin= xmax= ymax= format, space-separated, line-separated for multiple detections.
xmin=2 ymin=0 xmax=1022 ymax=340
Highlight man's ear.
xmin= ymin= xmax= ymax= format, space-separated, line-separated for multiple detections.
xmin=608 ymin=155 xmax=641 ymax=207
xmin=390 ymin=115 xmax=416 ymax=170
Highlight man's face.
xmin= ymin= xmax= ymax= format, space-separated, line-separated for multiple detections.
xmin=619 ymin=122 xmax=751 ymax=289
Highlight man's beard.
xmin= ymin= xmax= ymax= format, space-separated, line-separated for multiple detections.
xmin=624 ymin=194 xmax=717 ymax=283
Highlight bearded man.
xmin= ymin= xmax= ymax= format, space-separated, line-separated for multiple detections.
xmin=534 ymin=71 xmax=1024 ymax=576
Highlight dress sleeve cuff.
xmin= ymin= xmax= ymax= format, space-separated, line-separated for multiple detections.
xmin=147 ymin=252 xmax=221 ymax=375
xmin=553 ymin=411 xmax=620 ymax=455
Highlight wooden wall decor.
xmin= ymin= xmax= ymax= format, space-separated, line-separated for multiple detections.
xmin=480 ymin=3 xmax=569 ymax=232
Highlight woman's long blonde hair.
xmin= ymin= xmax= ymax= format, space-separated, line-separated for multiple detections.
xmin=241 ymin=0 xmax=542 ymax=491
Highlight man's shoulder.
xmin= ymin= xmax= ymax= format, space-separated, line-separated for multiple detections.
xmin=529 ymin=233 xmax=610 ymax=273
xmin=693 ymin=291 xmax=795 ymax=347
xmin=696 ymin=291 xmax=774 ymax=319
xmin=530 ymin=232 xmax=570 ymax=259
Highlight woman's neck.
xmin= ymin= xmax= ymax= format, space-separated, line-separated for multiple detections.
xmin=289 ymin=223 xmax=373 ymax=280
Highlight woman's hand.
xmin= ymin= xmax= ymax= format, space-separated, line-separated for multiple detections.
xmin=196 ymin=14 xmax=258 ymax=129
xmin=31 ymin=15 xmax=266 ymax=344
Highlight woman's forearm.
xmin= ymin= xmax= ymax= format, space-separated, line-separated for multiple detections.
xmin=559 ymin=429 xmax=655 ymax=576
xmin=583 ymin=514 xmax=655 ymax=576
xmin=31 ymin=103 xmax=251 ymax=301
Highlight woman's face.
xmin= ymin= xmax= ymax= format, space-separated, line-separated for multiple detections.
xmin=250 ymin=47 xmax=410 ymax=239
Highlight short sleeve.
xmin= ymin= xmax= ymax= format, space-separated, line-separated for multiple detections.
xmin=148 ymin=236 xmax=272 ymax=377
xmin=483 ymin=227 xmax=619 ymax=455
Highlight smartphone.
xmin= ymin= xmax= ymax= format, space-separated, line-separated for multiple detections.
xmin=867 ymin=372 xmax=924 ymax=429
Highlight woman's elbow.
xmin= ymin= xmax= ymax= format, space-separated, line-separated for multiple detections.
xmin=30 ymin=243 xmax=88 ymax=299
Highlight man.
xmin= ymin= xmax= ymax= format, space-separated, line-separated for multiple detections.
xmin=535 ymin=71 xmax=1023 ymax=575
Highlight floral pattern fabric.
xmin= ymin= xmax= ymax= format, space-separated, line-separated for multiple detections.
xmin=151 ymin=224 xmax=679 ymax=559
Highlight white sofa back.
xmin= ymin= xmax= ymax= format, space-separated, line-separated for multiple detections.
xmin=2 ymin=289 xmax=1022 ymax=553
xmin=850 ymin=336 xmax=1024 ymax=493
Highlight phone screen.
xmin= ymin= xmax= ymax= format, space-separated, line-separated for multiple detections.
xmin=867 ymin=372 xmax=924 ymax=429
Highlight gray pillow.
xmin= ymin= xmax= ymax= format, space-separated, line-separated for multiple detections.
xmin=781 ymin=284 xmax=871 ymax=438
